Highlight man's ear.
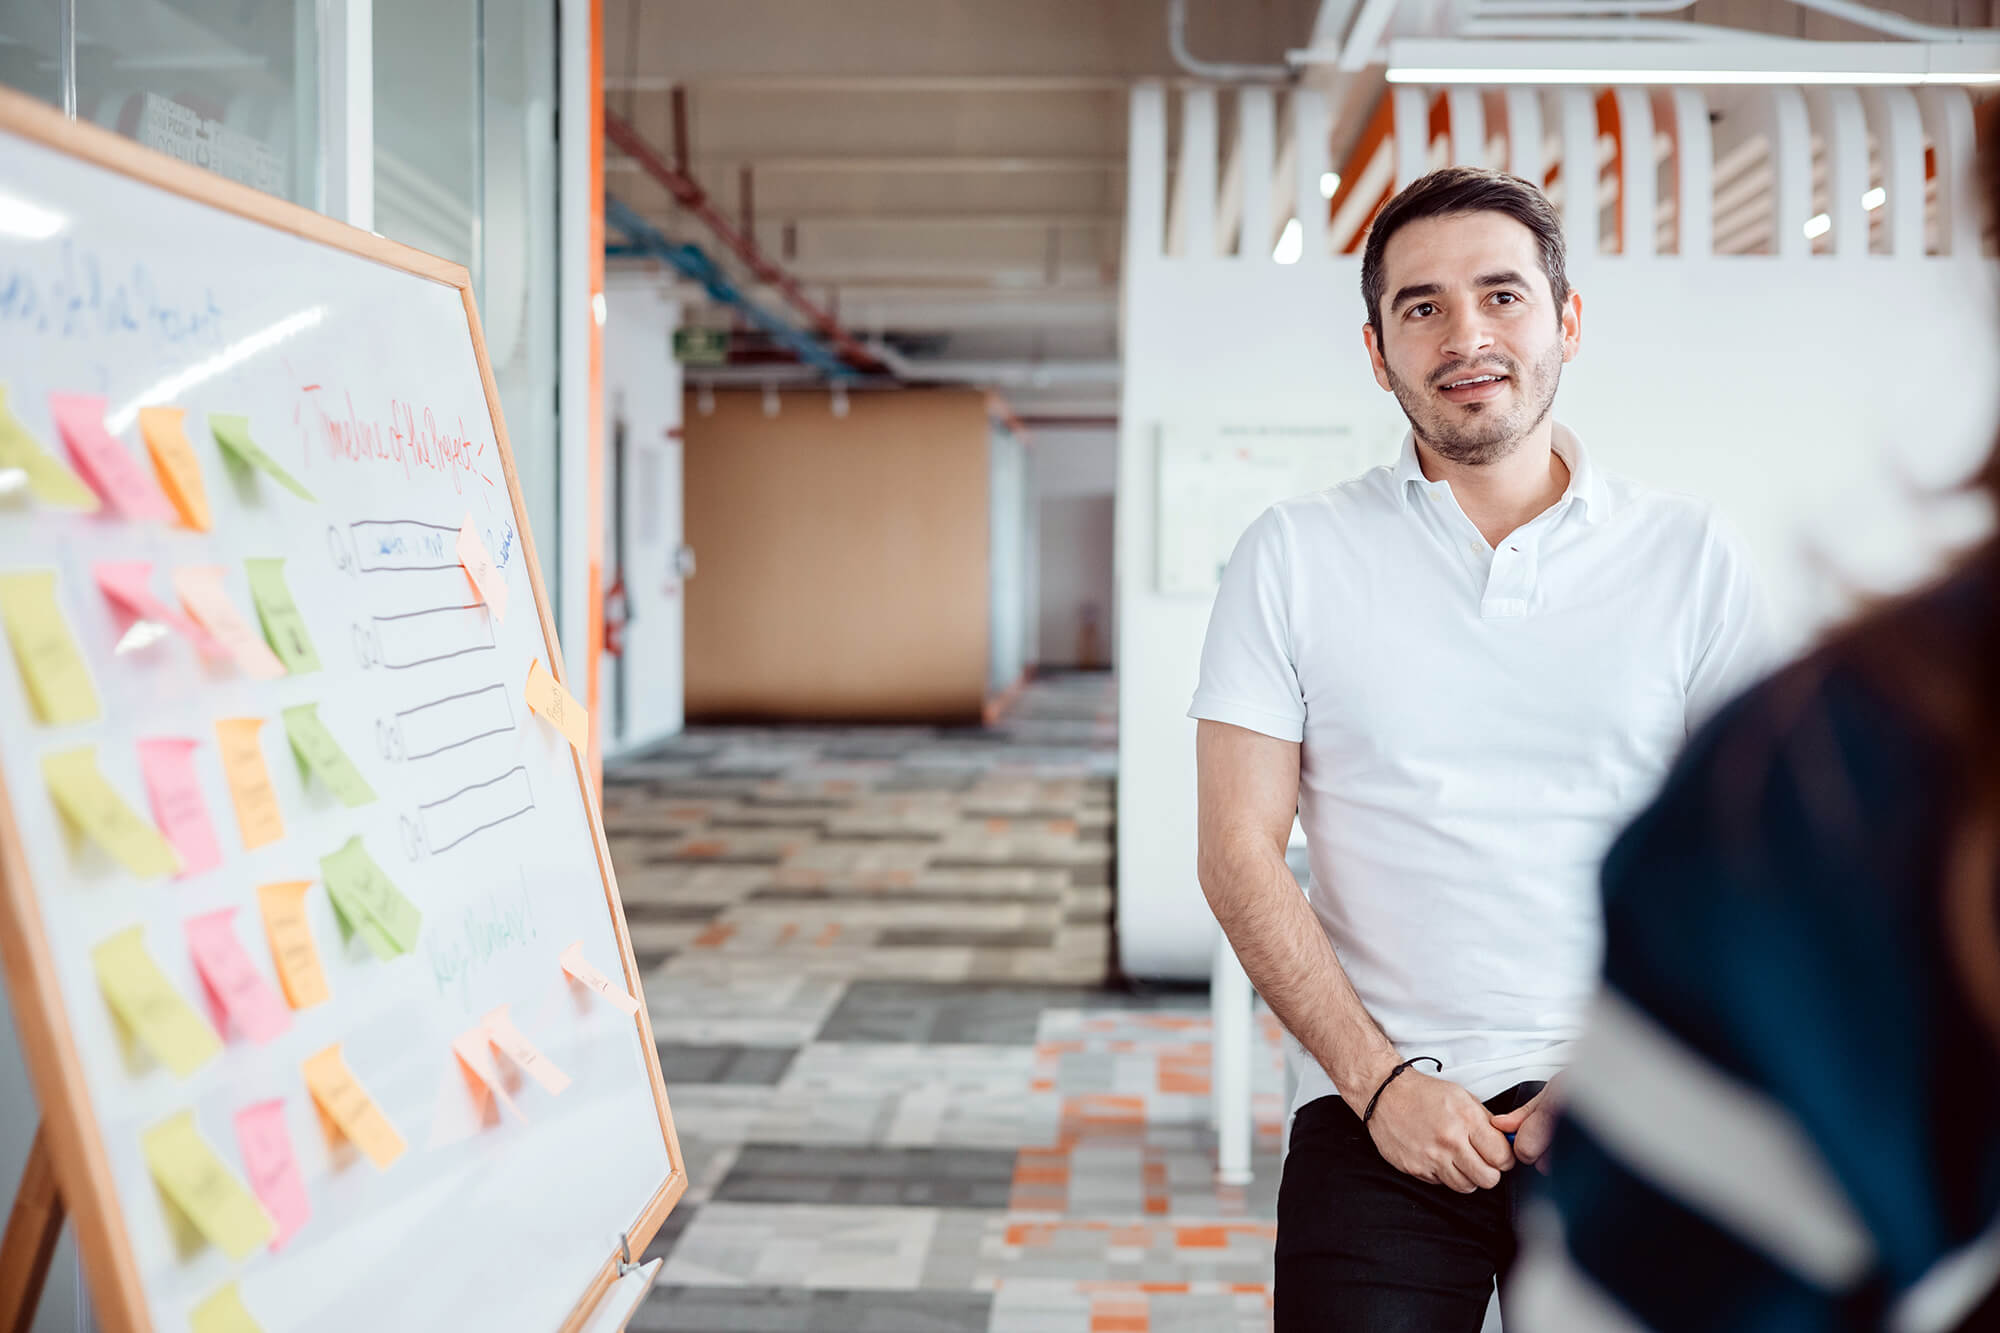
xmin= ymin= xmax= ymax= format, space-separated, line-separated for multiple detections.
xmin=1364 ymin=322 xmax=1393 ymax=393
xmin=1560 ymin=290 xmax=1583 ymax=364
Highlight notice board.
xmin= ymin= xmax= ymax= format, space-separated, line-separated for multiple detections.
xmin=0 ymin=90 xmax=682 ymax=1331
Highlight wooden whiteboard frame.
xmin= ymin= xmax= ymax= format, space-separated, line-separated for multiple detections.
xmin=0 ymin=86 xmax=685 ymax=1333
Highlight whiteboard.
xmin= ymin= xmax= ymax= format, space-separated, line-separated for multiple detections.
xmin=1153 ymin=422 xmax=1388 ymax=596
xmin=0 ymin=96 xmax=680 ymax=1332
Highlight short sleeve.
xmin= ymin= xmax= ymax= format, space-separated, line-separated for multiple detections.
xmin=1188 ymin=506 xmax=1306 ymax=742
xmin=1685 ymin=512 xmax=1776 ymax=733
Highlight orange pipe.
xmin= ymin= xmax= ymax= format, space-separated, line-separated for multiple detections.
xmin=1595 ymin=90 xmax=1623 ymax=255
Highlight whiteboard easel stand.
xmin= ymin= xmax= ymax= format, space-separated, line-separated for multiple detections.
xmin=0 ymin=1125 xmax=63 ymax=1333
xmin=0 ymin=86 xmax=687 ymax=1333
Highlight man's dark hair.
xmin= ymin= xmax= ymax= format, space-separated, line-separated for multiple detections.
xmin=1359 ymin=166 xmax=1570 ymax=339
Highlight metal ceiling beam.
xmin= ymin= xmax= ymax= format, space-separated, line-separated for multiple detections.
xmin=605 ymin=74 xmax=1133 ymax=93
xmin=609 ymin=154 xmax=1126 ymax=174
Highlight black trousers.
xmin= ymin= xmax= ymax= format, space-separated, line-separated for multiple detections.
xmin=1274 ymin=1081 xmax=1546 ymax=1332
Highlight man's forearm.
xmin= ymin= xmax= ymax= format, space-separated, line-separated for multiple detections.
xmin=1198 ymin=836 xmax=1400 ymax=1113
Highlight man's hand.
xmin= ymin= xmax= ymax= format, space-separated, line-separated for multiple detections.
xmin=1364 ymin=1071 xmax=1516 ymax=1193
xmin=1489 ymin=1074 xmax=1565 ymax=1174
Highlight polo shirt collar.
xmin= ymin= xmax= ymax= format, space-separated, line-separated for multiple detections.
xmin=1395 ymin=422 xmax=1613 ymax=524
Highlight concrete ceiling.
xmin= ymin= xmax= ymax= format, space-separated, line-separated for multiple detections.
xmin=607 ymin=0 xmax=1995 ymax=416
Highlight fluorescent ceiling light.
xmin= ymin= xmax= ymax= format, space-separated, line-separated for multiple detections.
xmin=0 ymin=190 xmax=66 ymax=240
xmin=1274 ymin=217 xmax=1304 ymax=264
xmin=1803 ymin=212 xmax=1832 ymax=239
xmin=1318 ymin=172 xmax=1341 ymax=199
xmin=1387 ymin=66 xmax=2000 ymax=85
xmin=1862 ymin=186 xmax=1887 ymax=210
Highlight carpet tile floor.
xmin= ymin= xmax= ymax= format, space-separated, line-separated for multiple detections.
xmin=608 ymin=675 xmax=1288 ymax=1332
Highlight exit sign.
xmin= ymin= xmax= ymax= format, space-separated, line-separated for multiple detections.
xmin=674 ymin=328 xmax=728 ymax=365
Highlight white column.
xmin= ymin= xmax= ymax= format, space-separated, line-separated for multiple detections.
xmin=1291 ymin=88 xmax=1332 ymax=259
xmin=1393 ymin=85 xmax=1429 ymax=189
xmin=1808 ymin=88 xmax=1869 ymax=259
xmin=557 ymin=0 xmax=595 ymax=683
xmin=1919 ymin=88 xmax=1981 ymax=257
xmin=1128 ymin=82 xmax=1169 ymax=265
xmin=1863 ymin=87 xmax=1926 ymax=261
xmin=1556 ymin=89 xmax=1599 ymax=257
xmin=1235 ymin=87 xmax=1277 ymax=259
xmin=1611 ymin=88 xmax=1656 ymax=258
xmin=1447 ymin=87 xmax=1486 ymax=169
xmin=1212 ymin=932 xmax=1254 ymax=1186
xmin=1763 ymin=85 xmax=1813 ymax=260
xmin=318 ymin=0 xmax=373 ymax=229
xmin=1504 ymin=88 xmax=1543 ymax=186
xmin=1172 ymin=88 xmax=1219 ymax=259
xmin=1668 ymin=88 xmax=1713 ymax=259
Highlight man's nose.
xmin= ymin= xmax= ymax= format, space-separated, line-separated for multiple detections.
xmin=1440 ymin=305 xmax=1495 ymax=361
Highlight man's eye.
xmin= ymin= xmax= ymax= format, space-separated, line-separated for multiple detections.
xmin=1492 ymin=292 xmax=1519 ymax=305
xmin=1409 ymin=303 xmax=1436 ymax=319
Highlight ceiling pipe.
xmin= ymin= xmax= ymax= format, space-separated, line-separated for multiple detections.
xmin=604 ymin=109 xmax=885 ymax=373
xmin=1168 ymin=0 xmax=1293 ymax=82
xmin=866 ymin=340 xmax=1121 ymax=387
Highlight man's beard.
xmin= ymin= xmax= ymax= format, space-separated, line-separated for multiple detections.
xmin=1385 ymin=336 xmax=1564 ymax=466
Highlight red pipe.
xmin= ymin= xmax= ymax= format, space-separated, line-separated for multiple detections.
xmin=604 ymin=109 xmax=884 ymax=373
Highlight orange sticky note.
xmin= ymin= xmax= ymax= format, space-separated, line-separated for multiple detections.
xmin=216 ymin=718 xmax=284 ymax=850
xmin=560 ymin=941 xmax=641 ymax=1018
xmin=302 ymin=1044 xmax=405 ymax=1169
xmin=451 ymin=1027 xmax=525 ymax=1121
xmin=174 ymin=567 xmax=286 ymax=680
xmin=256 ymin=881 xmax=329 ymax=1009
xmin=480 ymin=1005 xmax=570 ymax=1095
xmin=138 ymin=406 xmax=210 ymax=531
xmin=456 ymin=515 xmax=508 ymax=621
xmin=47 ymin=393 xmax=174 ymax=521
xmin=186 ymin=908 xmax=291 ymax=1044
xmin=524 ymin=659 xmax=587 ymax=751
xmin=96 ymin=562 xmax=224 ymax=658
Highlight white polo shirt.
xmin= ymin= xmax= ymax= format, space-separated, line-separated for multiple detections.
xmin=1191 ymin=425 xmax=1770 ymax=1109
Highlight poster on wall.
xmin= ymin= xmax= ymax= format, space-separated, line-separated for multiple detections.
xmin=1153 ymin=422 xmax=1388 ymax=596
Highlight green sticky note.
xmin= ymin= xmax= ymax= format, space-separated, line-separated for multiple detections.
xmin=320 ymin=836 xmax=420 ymax=956
xmin=244 ymin=558 xmax=320 ymax=675
xmin=326 ymin=885 xmax=400 ymax=961
xmin=208 ymin=414 xmax=314 ymax=502
xmin=0 ymin=384 xmax=97 ymax=510
xmin=282 ymin=703 xmax=374 ymax=806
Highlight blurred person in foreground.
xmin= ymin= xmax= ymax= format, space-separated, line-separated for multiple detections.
xmin=1509 ymin=133 xmax=2000 ymax=1333
xmin=1192 ymin=166 xmax=1770 ymax=1331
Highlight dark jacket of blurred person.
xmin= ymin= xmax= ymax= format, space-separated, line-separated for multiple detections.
xmin=1510 ymin=126 xmax=2000 ymax=1333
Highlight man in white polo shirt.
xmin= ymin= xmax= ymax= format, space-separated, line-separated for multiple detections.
xmin=1191 ymin=166 xmax=1770 ymax=1330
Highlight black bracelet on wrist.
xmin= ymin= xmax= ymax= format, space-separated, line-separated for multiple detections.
xmin=1362 ymin=1056 xmax=1443 ymax=1125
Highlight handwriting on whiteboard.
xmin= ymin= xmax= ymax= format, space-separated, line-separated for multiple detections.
xmin=296 ymin=384 xmax=496 ymax=495
xmin=426 ymin=873 xmax=540 ymax=1011
xmin=0 ymin=243 xmax=226 ymax=346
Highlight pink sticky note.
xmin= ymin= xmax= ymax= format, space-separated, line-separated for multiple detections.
xmin=456 ymin=517 xmax=509 ymax=622
xmin=559 ymin=941 xmax=641 ymax=1018
xmin=95 ymin=562 xmax=225 ymax=659
xmin=48 ymin=394 xmax=175 ymax=521
xmin=234 ymin=1099 xmax=310 ymax=1251
xmin=136 ymin=738 xmax=223 ymax=879
xmin=451 ymin=1027 xmax=525 ymax=1121
xmin=479 ymin=1005 xmax=570 ymax=1095
xmin=172 ymin=567 xmax=286 ymax=680
xmin=185 ymin=908 xmax=291 ymax=1044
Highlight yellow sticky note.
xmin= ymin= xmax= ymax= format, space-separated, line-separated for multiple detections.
xmin=302 ymin=1044 xmax=405 ymax=1170
xmin=191 ymin=1281 xmax=263 ymax=1333
xmin=43 ymin=746 xmax=180 ymax=878
xmin=138 ymin=406 xmax=211 ymax=532
xmin=140 ymin=1111 xmax=274 ymax=1261
xmin=0 ymin=384 xmax=97 ymax=510
xmin=91 ymin=927 xmax=220 ymax=1077
xmin=257 ymin=881 xmax=330 ymax=1009
xmin=0 ymin=571 xmax=100 ymax=724
xmin=216 ymin=718 xmax=284 ymax=850
xmin=524 ymin=659 xmax=588 ymax=751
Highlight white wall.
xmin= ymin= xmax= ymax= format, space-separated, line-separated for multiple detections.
xmin=1117 ymin=84 xmax=1999 ymax=977
xmin=1032 ymin=428 xmax=1117 ymax=669
xmin=602 ymin=276 xmax=686 ymax=756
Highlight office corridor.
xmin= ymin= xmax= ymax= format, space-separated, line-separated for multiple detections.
xmin=605 ymin=674 xmax=1289 ymax=1332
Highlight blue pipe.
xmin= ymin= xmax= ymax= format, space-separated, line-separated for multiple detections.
xmin=603 ymin=197 xmax=857 ymax=379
